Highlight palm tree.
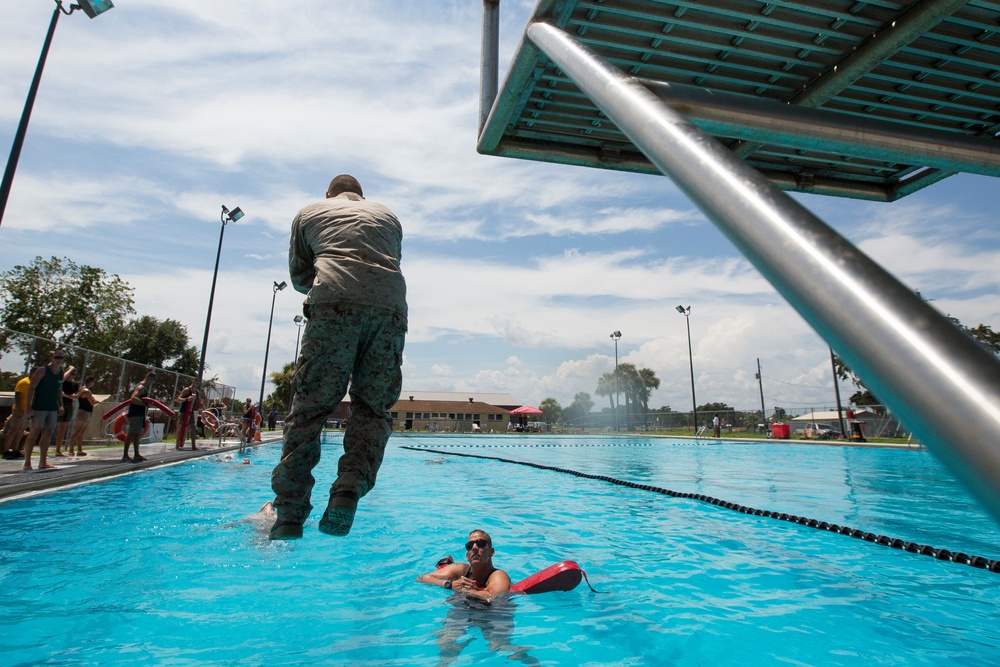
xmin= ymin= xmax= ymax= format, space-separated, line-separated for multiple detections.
xmin=616 ymin=363 xmax=640 ymax=427
xmin=637 ymin=367 xmax=661 ymax=426
xmin=595 ymin=371 xmax=618 ymax=416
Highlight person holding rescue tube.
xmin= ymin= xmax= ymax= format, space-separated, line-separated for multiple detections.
xmin=269 ymin=174 xmax=407 ymax=541
xmin=417 ymin=529 xmax=511 ymax=603
xmin=175 ymin=378 xmax=200 ymax=451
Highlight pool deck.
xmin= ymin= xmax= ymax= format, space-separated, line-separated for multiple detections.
xmin=0 ymin=433 xmax=284 ymax=501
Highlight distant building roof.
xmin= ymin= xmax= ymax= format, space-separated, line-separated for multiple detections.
xmin=398 ymin=391 xmax=520 ymax=407
xmin=392 ymin=398 xmax=508 ymax=414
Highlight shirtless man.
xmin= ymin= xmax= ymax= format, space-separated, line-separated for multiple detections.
xmin=416 ymin=529 xmax=511 ymax=603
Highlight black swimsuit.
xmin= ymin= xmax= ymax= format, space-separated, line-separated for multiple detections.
xmin=465 ymin=565 xmax=498 ymax=589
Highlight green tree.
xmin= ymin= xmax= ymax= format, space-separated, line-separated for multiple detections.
xmin=539 ymin=397 xmax=562 ymax=425
xmin=636 ymin=367 xmax=660 ymax=425
xmin=0 ymin=256 xmax=135 ymax=359
xmin=266 ymin=362 xmax=296 ymax=412
xmin=562 ymin=391 xmax=594 ymax=427
xmin=698 ymin=401 xmax=734 ymax=412
xmin=595 ymin=371 xmax=618 ymax=412
xmin=118 ymin=316 xmax=199 ymax=375
xmin=616 ymin=363 xmax=640 ymax=426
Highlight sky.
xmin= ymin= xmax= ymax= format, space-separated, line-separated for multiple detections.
xmin=1 ymin=0 xmax=999 ymax=415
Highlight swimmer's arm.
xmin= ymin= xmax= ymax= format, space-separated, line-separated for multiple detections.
xmin=416 ymin=562 xmax=466 ymax=588
xmin=461 ymin=569 xmax=511 ymax=603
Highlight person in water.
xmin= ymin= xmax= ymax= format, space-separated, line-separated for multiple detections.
xmin=418 ymin=529 xmax=538 ymax=666
xmin=417 ymin=529 xmax=511 ymax=603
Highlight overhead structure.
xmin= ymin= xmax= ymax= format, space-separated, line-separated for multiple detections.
xmin=479 ymin=0 xmax=1000 ymax=201
xmin=477 ymin=1 xmax=1000 ymax=525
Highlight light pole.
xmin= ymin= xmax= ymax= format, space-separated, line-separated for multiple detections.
xmin=830 ymin=348 xmax=848 ymax=439
xmin=755 ymin=357 xmax=766 ymax=432
xmin=289 ymin=314 xmax=304 ymax=408
xmin=610 ymin=330 xmax=621 ymax=431
xmin=0 ymin=0 xmax=115 ymax=229
xmin=676 ymin=305 xmax=698 ymax=433
xmin=196 ymin=204 xmax=244 ymax=388
xmin=258 ymin=280 xmax=288 ymax=412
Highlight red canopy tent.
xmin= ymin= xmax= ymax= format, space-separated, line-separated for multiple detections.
xmin=509 ymin=405 xmax=543 ymax=430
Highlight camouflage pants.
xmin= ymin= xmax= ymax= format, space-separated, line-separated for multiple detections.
xmin=271 ymin=303 xmax=406 ymax=525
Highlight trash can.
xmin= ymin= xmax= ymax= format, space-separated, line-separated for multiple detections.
xmin=771 ymin=423 xmax=790 ymax=439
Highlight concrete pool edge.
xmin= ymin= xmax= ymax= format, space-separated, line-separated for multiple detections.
xmin=0 ymin=434 xmax=284 ymax=502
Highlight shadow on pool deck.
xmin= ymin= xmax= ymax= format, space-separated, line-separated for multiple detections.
xmin=0 ymin=433 xmax=284 ymax=500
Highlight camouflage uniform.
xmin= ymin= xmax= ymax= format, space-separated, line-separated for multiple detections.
xmin=271 ymin=304 xmax=405 ymax=523
xmin=271 ymin=188 xmax=407 ymax=527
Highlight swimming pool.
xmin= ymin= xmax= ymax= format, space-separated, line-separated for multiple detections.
xmin=1 ymin=433 xmax=998 ymax=665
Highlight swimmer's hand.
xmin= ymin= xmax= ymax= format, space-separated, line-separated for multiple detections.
xmin=450 ymin=576 xmax=477 ymax=593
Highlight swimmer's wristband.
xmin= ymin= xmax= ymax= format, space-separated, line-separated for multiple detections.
xmin=444 ymin=580 xmax=452 ymax=589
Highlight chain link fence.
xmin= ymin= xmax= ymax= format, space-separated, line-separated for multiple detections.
xmin=0 ymin=327 xmax=237 ymax=444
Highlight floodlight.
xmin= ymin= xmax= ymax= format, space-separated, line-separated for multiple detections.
xmin=74 ymin=0 xmax=115 ymax=19
xmin=225 ymin=206 xmax=244 ymax=223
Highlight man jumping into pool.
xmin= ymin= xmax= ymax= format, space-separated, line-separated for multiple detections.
xmin=417 ymin=529 xmax=511 ymax=603
xmin=269 ymin=174 xmax=407 ymax=540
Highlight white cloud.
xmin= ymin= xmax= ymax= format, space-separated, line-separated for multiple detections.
xmin=2 ymin=0 xmax=997 ymax=412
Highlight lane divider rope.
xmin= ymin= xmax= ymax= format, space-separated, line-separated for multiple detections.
xmin=401 ymin=445 xmax=1000 ymax=574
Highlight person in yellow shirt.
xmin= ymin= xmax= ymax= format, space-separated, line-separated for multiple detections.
xmin=1 ymin=376 xmax=31 ymax=459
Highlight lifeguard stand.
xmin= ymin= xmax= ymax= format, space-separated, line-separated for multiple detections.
xmin=477 ymin=1 xmax=1000 ymax=522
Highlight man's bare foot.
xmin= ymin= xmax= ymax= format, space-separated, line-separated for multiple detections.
xmin=55 ymin=452 xmax=65 ymax=457
xmin=40 ymin=463 xmax=57 ymax=469
xmin=132 ymin=455 xmax=147 ymax=462
xmin=120 ymin=455 xmax=131 ymax=462
xmin=22 ymin=464 xmax=32 ymax=471
xmin=191 ymin=446 xmax=199 ymax=451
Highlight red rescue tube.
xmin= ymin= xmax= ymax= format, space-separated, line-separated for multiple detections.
xmin=145 ymin=398 xmax=175 ymax=417
xmin=510 ymin=561 xmax=585 ymax=594
xmin=431 ymin=557 xmax=593 ymax=595
xmin=102 ymin=397 xmax=175 ymax=420
xmin=111 ymin=413 xmax=150 ymax=442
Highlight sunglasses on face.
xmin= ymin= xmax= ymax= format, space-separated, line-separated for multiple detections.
xmin=465 ymin=539 xmax=491 ymax=551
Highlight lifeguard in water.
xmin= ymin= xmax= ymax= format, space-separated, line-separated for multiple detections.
xmin=417 ymin=529 xmax=511 ymax=603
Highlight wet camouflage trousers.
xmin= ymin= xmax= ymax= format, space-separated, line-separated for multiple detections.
xmin=271 ymin=303 xmax=406 ymax=525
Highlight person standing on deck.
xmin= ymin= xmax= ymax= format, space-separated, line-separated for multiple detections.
xmin=175 ymin=378 xmax=200 ymax=451
xmin=54 ymin=366 xmax=79 ymax=456
xmin=122 ymin=371 xmax=156 ymax=463
xmin=270 ymin=174 xmax=407 ymax=540
xmin=1 ymin=375 xmax=31 ymax=459
xmin=22 ymin=351 xmax=66 ymax=470
xmin=67 ymin=375 xmax=97 ymax=456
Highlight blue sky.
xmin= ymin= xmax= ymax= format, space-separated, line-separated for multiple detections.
xmin=2 ymin=0 xmax=998 ymax=413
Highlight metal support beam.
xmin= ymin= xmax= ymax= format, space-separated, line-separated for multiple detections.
xmin=642 ymin=81 xmax=1000 ymax=178
xmin=525 ymin=20 xmax=1000 ymax=525
xmin=479 ymin=0 xmax=500 ymax=136
xmin=789 ymin=0 xmax=972 ymax=107
xmin=736 ymin=0 xmax=971 ymax=160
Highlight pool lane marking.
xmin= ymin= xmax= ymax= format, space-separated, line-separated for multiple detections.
xmin=401 ymin=445 xmax=1000 ymax=575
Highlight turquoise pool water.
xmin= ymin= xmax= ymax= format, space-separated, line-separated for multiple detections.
xmin=1 ymin=434 xmax=998 ymax=666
